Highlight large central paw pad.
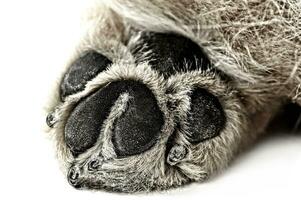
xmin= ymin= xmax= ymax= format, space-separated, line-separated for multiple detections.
xmin=65 ymin=80 xmax=164 ymax=156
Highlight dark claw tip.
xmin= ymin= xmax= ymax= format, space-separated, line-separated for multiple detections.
xmin=88 ymin=158 xmax=101 ymax=171
xmin=46 ymin=112 xmax=56 ymax=128
xmin=67 ymin=167 xmax=82 ymax=189
xmin=167 ymin=145 xmax=187 ymax=165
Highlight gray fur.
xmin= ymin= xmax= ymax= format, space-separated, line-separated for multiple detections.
xmin=45 ymin=0 xmax=301 ymax=193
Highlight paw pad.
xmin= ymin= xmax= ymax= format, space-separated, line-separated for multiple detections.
xmin=64 ymin=80 xmax=164 ymax=156
xmin=186 ymin=88 xmax=226 ymax=144
xmin=60 ymin=51 xmax=112 ymax=99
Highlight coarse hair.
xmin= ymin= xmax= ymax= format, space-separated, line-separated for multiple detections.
xmin=46 ymin=0 xmax=301 ymax=193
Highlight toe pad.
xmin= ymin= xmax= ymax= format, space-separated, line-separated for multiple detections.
xmin=60 ymin=51 xmax=112 ymax=100
xmin=186 ymin=88 xmax=226 ymax=144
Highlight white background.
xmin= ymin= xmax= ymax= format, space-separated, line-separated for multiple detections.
xmin=0 ymin=1 xmax=300 ymax=199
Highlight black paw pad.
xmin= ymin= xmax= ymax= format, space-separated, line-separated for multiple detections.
xmin=131 ymin=32 xmax=211 ymax=77
xmin=60 ymin=51 xmax=112 ymax=100
xmin=65 ymin=80 xmax=164 ymax=157
xmin=112 ymin=82 xmax=164 ymax=157
xmin=186 ymin=88 xmax=226 ymax=144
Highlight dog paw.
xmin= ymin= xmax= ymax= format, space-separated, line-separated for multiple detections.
xmin=47 ymin=30 xmax=231 ymax=192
